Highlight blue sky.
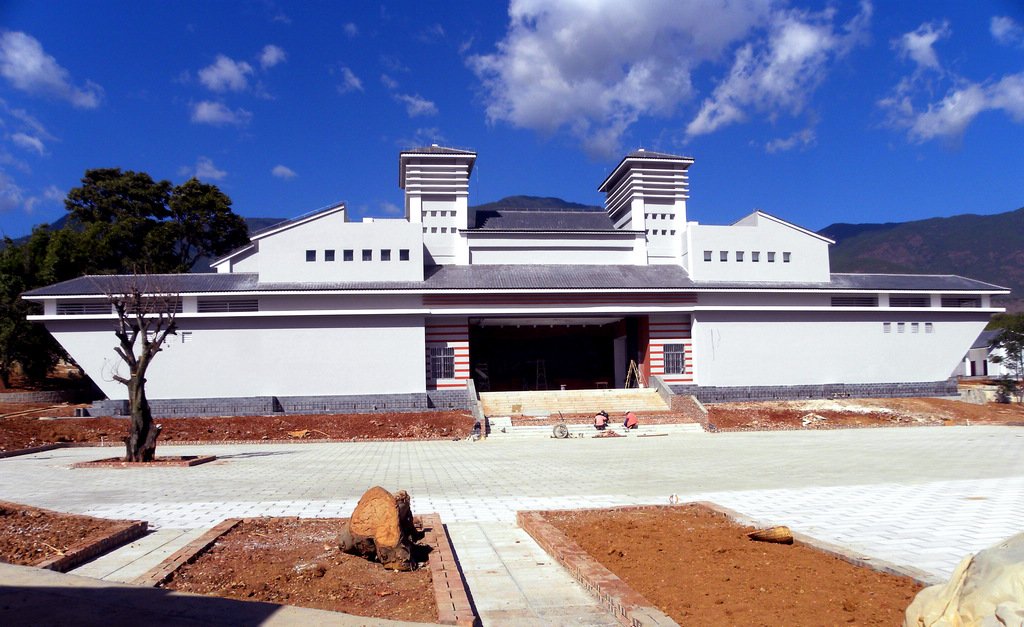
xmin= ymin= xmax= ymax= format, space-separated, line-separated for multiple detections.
xmin=1 ymin=1 xmax=1022 ymax=240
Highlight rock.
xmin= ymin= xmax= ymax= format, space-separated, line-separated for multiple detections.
xmin=339 ymin=486 xmax=417 ymax=571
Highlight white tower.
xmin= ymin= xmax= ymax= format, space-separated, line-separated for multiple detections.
xmin=399 ymin=145 xmax=476 ymax=265
xmin=598 ymin=149 xmax=694 ymax=265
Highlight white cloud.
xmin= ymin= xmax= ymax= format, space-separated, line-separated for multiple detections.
xmin=260 ymin=45 xmax=287 ymax=69
xmin=992 ymin=16 xmax=1024 ymax=48
xmin=198 ymin=54 xmax=254 ymax=92
xmin=395 ymin=93 xmax=438 ymax=117
xmin=271 ymin=164 xmax=297 ymax=179
xmin=0 ymin=31 xmax=102 ymax=108
xmin=903 ymin=73 xmax=1024 ymax=142
xmin=396 ymin=127 xmax=447 ymax=149
xmin=272 ymin=14 xmax=291 ymax=25
xmin=343 ymin=23 xmax=358 ymax=37
xmin=419 ymin=24 xmax=445 ymax=43
xmin=0 ymin=170 xmax=26 ymax=214
xmin=190 ymin=100 xmax=252 ymax=126
xmin=893 ymin=21 xmax=949 ymax=71
xmin=11 ymin=132 xmax=44 ymax=155
xmin=686 ymin=3 xmax=872 ymax=138
xmin=378 ymin=201 xmax=402 ymax=215
xmin=471 ymin=0 xmax=871 ymax=157
xmin=764 ymin=128 xmax=816 ymax=153
xmin=380 ymin=74 xmax=399 ymax=90
xmin=194 ymin=156 xmax=227 ymax=181
xmin=337 ymin=67 xmax=363 ymax=94
xmin=380 ymin=55 xmax=409 ymax=73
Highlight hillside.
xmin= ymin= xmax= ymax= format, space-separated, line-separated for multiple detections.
xmin=821 ymin=207 xmax=1024 ymax=310
xmin=470 ymin=195 xmax=601 ymax=212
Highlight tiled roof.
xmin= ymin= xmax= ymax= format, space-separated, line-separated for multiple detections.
xmin=971 ymin=329 xmax=1001 ymax=349
xmin=599 ymin=149 xmax=694 ymax=192
xmin=470 ymin=208 xmax=619 ymax=231
xmin=23 ymin=268 xmax=1007 ymax=297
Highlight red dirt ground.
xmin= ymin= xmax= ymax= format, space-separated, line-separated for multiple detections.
xmin=0 ymin=411 xmax=477 ymax=453
xmin=161 ymin=517 xmax=438 ymax=623
xmin=545 ymin=505 xmax=923 ymax=626
xmin=0 ymin=502 xmax=135 ymax=567
xmin=706 ymin=396 xmax=1024 ymax=431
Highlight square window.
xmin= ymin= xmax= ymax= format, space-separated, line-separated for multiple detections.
xmin=898 ymin=322 xmax=905 ymax=333
xmin=670 ymin=229 xmax=676 ymax=235
xmin=305 ymin=250 xmax=316 ymax=262
xmin=399 ymin=249 xmax=410 ymax=261
xmin=704 ymin=250 xmax=712 ymax=262
xmin=926 ymin=322 xmax=934 ymax=333
xmin=430 ymin=347 xmax=455 ymax=380
xmin=431 ymin=227 xmax=437 ymax=233
xmin=768 ymin=252 xmax=776 ymax=262
xmin=783 ymin=252 xmax=791 ymax=263
xmin=736 ymin=251 xmax=744 ymax=262
xmin=325 ymin=249 xmax=335 ymax=262
xmin=911 ymin=322 xmax=919 ymax=333
xmin=430 ymin=211 xmax=437 ymax=217
xmin=343 ymin=249 xmax=353 ymax=261
xmin=362 ymin=249 xmax=372 ymax=261
xmin=720 ymin=251 xmax=728 ymax=262
xmin=381 ymin=249 xmax=391 ymax=261
xmin=664 ymin=344 xmax=686 ymax=374
xmin=752 ymin=251 xmax=760 ymax=262
xmin=440 ymin=227 xmax=447 ymax=233
xmin=883 ymin=322 xmax=891 ymax=333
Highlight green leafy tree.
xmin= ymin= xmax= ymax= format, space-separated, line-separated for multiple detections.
xmin=989 ymin=313 xmax=1024 ymax=404
xmin=0 ymin=230 xmax=64 ymax=388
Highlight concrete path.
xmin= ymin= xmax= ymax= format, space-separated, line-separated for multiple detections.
xmin=1 ymin=425 xmax=1023 ymax=625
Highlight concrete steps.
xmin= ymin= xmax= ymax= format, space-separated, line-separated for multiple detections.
xmin=484 ymin=416 xmax=703 ymax=439
xmin=480 ymin=388 xmax=669 ymax=416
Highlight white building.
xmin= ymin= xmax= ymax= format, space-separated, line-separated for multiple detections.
xmin=24 ymin=146 xmax=1007 ymax=416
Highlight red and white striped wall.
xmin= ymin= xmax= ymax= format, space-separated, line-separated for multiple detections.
xmin=647 ymin=314 xmax=693 ymax=384
xmin=425 ymin=319 xmax=470 ymax=389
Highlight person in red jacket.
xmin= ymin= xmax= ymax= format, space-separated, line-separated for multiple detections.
xmin=594 ymin=410 xmax=609 ymax=431
xmin=623 ymin=411 xmax=638 ymax=429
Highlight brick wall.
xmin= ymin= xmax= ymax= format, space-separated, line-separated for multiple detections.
xmin=669 ymin=379 xmax=959 ymax=404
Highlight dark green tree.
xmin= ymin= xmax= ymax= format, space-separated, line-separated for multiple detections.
xmin=990 ymin=313 xmax=1024 ymax=404
xmin=166 ymin=177 xmax=249 ymax=272
xmin=0 ymin=230 xmax=64 ymax=388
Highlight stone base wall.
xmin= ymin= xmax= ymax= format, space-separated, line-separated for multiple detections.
xmin=1 ymin=390 xmax=83 ymax=404
xmin=669 ymin=379 xmax=959 ymax=404
xmin=88 ymin=387 xmax=477 ymax=418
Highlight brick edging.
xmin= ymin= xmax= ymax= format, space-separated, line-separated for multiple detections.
xmin=0 ymin=499 xmax=151 ymax=573
xmin=518 ymin=510 xmax=677 ymax=627
xmin=132 ymin=518 xmax=241 ymax=587
xmin=72 ymin=455 xmax=217 ymax=468
xmin=0 ymin=443 xmax=66 ymax=459
xmin=420 ymin=513 xmax=477 ymax=626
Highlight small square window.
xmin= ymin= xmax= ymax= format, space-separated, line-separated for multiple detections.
xmin=720 ymin=251 xmax=728 ymax=262
xmin=381 ymin=249 xmax=391 ymax=261
xmin=911 ymin=322 xmax=919 ymax=333
xmin=669 ymin=214 xmax=675 ymax=220
xmin=736 ymin=251 xmax=744 ymax=262
xmin=768 ymin=252 xmax=776 ymax=262
xmin=430 ymin=211 xmax=437 ymax=217
xmin=399 ymin=249 xmax=410 ymax=261
xmin=422 ymin=227 xmax=428 ymax=233
xmin=343 ymin=249 xmax=353 ymax=261
xmin=305 ymin=250 xmax=316 ymax=262
xmin=704 ymin=251 xmax=712 ymax=262
xmin=670 ymin=229 xmax=675 ymax=235
xmin=783 ymin=252 xmax=791 ymax=263
xmin=181 ymin=331 xmax=193 ymax=343
xmin=898 ymin=322 xmax=905 ymax=333
xmin=883 ymin=322 xmax=891 ymax=333
xmin=440 ymin=227 xmax=447 ymax=233
xmin=431 ymin=227 xmax=437 ymax=233
xmin=325 ymin=249 xmax=335 ymax=262
xmin=926 ymin=322 xmax=934 ymax=333
xmin=362 ymin=249 xmax=372 ymax=261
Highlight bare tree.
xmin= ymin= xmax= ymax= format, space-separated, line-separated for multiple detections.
xmin=101 ymin=275 xmax=179 ymax=461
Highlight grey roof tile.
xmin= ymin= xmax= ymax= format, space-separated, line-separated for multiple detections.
xmin=23 ymin=268 xmax=1007 ymax=297
xmin=470 ymin=208 xmax=619 ymax=231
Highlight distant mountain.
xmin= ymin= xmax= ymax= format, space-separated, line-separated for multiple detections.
xmin=470 ymin=195 xmax=601 ymax=211
xmin=821 ymin=207 xmax=1024 ymax=310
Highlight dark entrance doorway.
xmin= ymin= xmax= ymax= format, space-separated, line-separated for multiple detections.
xmin=470 ymin=318 xmax=635 ymax=391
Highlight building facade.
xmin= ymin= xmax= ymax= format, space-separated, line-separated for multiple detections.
xmin=25 ymin=147 xmax=1007 ymax=415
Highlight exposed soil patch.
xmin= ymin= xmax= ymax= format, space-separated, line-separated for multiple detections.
xmin=0 ymin=502 xmax=139 ymax=568
xmin=706 ymin=397 xmax=1024 ymax=431
xmin=161 ymin=517 xmax=438 ymax=623
xmin=544 ymin=505 xmax=923 ymax=626
xmin=0 ymin=411 xmax=476 ymax=453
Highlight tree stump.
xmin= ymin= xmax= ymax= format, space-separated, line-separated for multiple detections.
xmin=339 ymin=486 xmax=417 ymax=571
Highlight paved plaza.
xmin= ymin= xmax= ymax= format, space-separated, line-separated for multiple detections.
xmin=1 ymin=425 xmax=1023 ymax=625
